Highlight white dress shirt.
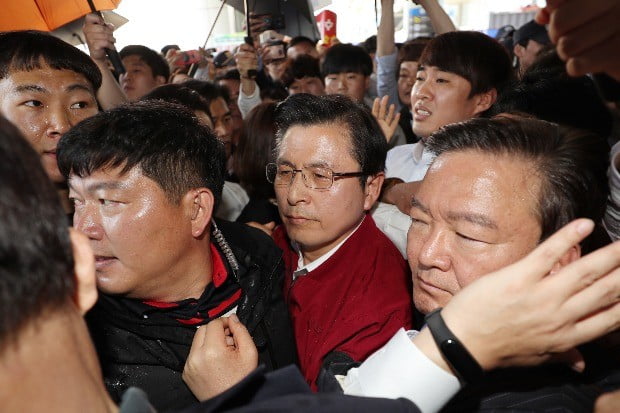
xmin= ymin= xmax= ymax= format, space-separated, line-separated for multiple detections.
xmin=385 ymin=142 xmax=435 ymax=182
xmin=340 ymin=328 xmax=461 ymax=413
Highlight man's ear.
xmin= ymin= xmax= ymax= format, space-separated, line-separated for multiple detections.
xmin=155 ymin=75 xmax=167 ymax=86
xmin=364 ymin=75 xmax=371 ymax=91
xmin=184 ymin=188 xmax=215 ymax=238
xmin=363 ymin=172 xmax=385 ymax=211
xmin=70 ymin=228 xmax=98 ymax=315
xmin=513 ymin=44 xmax=525 ymax=59
xmin=472 ymin=88 xmax=498 ymax=116
xmin=549 ymin=244 xmax=582 ymax=275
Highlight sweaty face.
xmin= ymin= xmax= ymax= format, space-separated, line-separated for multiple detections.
xmin=275 ymin=123 xmax=373 ymax=263
xmin=407 ymin=151 xmax=542 ymax=314
xmin=0 ymin=64 xmax=98 ymax=183
xmin=119 ymin=55 xmax=165 ymax=101
xmin=324 ymin=72 xmax=369 ymax=103
xmin=398 ymin=61 xmax=418 ymax=108
xmin=70 ymin=166 xmax=195 ymax=300
xmin=411 ymin=66 xmax=483 ymax=138
xmin=288 ymin=76 xmax=325 ymax=96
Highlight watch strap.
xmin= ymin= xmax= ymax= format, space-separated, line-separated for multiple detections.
xmin=425 ymin=307 xmax=484 ymax=384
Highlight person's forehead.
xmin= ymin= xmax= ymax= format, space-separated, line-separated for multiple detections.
xmin=419 ymin=65 xmax=465 ymax=78
xmin=293 ymin=76 xmax=321 ymax=84
xmin=70 ymin=164 xmax=149 ymax=192
xmin=122 ymin=55 xmax=150 ymax=67
xmin=278 ymin=122 xmax=355 ymax=163
xmin=209 ymin=97 xmax=229 ymax=116
xmin=1 ymin=65 xmax=93 ymax=93
xmin=420 ymin=150 xmax=540 ymax=219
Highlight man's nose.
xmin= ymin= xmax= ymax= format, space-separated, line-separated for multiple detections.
xmin=416 ymin=227 xmax=451 ymax=272
xmin=45 ymin=105 xmax=72 ymax=139
xmin=74 ymin=206 xmax=104 ymax=241
xmin=286 ymin=170 xmax=310 ymax=205
xmin=414 ymin=80 xmax=432 ymax=101
xmin=337 ymin=76 xmax=346 ymax=90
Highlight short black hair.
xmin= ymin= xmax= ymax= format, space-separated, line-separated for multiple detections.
xmin=141 ymin=83 xmax=212 ymax=119
xmin=57 ymin=100 xmax=226 ymax=207
xmin=494 ymin=50 xmax=613 ymax=138
xmin=274 ymin=94 xmax=387 ymax=185
xmin=0 ymin=115 xmax=75 ymax=349
xmin=288 ymin=36 xmax=317 ymax=49
xmin=397 ymin=38 xmax=428 ymax=66
xmin=234 ymin=102 xmax=278 ymax=199
xmin=161 ymin=44 xmax=180 ymax=55
xmin=0 ymin=30 xmax=101 ymax=91
xmin=419 ymin=31 xmax=513 ymax=98
xmin=361 ymin=35 xmax=377 ymax=55
xmin=280 ymin=55 xmax=323 ymax=88
xmin=321 ymin=44 xmax=373 ymax=77
xmin=120 ymin=45 xmax=170 ymax=80
xmin=426 ymin=117 xmax=609 ymax=250
xmin=182 ymin=79 xmax=230 ymax=106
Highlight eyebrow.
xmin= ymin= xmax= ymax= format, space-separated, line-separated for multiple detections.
xmin=410 ymin=196 xmax=430 ymax=214
xmin=446 ymin=211 xmax=498 ymax=230
xmin=410 ymin=196 xmax=498 ymax=230
xmin=66 ymin=83 xmax=94 ymax=94
xmin=14 ymin=84 xmax=47 ymax=94
xmin=69 ymin=181 xmax=128 ymax=193
xmin=276 ymin=160 xmax=332 ymax=169
xmin=14 ymin=83 xmax=93 ymax=95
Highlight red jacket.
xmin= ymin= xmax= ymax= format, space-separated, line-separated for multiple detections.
xmin=273 ymin=214 xmax=413 ymax=390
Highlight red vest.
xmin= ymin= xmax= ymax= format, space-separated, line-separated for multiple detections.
xmin=273 ymin=214 xmax=413 ymax=390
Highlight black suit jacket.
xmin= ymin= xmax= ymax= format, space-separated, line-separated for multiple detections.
xmin=180 ymin=365 xmax=420 ymax=413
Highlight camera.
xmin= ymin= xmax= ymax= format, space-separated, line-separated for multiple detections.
xmin=173 ymin=50 xmax=202 ymax=67
xmin=253 ymin=13 xmax=286 ymax=31
xmin=264 ymin=43 xmax=286 ymax=61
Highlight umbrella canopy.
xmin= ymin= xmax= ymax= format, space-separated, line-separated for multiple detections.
xmin=1 ymin=0 xmax=121 ymax=32
xmin=53 ymin=10 xmax=128 ymax=45
xmin=227 ymin=0 xmax=320 ymax=39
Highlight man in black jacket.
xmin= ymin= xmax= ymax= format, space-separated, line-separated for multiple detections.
xmin=57 ymin=100 xmax=296 ymax=411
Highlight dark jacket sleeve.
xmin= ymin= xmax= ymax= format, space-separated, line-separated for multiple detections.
xmin=178 ymin=365 xmax=421 ymax=413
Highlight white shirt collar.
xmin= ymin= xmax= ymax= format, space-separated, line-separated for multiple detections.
xmin=292 ymin=215 xmax=366 ymax=280
xmin=411 ymin=141 xmax=426 ymax=163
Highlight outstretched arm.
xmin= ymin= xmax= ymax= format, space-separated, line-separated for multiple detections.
xmin=416 ymin=0 xmax=456 ymax=35
xmin=82 ymin=13 xmax=128 ymax=110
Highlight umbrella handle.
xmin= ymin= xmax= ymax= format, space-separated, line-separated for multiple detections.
xmin=244 ymin=36 xmax=258 ymax=80
xmin=86 ymin=0 xmax=126 ymax=75
xmin=105 ymin=47 xmax=125 ymax=75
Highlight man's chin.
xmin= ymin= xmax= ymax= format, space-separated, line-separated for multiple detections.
xmin=413 ymin=291 xmax=446 ymax=315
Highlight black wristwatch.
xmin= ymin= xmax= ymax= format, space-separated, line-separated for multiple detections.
xmin=425 ymin=307 xmax=484 ymax=384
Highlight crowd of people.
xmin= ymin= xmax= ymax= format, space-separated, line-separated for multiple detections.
xmin=1 ymin=0 xmax=620 ymax=411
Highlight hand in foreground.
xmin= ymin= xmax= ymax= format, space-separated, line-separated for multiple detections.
xmin=372 ymin=96 xmax=401 ymax=143
xmin=424 ymin=219 xmax=620 ymax=372
xmin=82 ymin=13 xmax=116 ymax=63
xmin=381 ymin=181 xmax=420 ymax=214
xmin=595 ymin=389 xmax=620 ymax=412
xmin=536 ymin=0 xmax=620 ymax=80
xmin=235 ymin=43 xmax=259 ymax=80
xmin=183 ymin=315 xmax=258 ymax=400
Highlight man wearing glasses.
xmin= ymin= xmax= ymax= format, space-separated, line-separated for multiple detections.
xmin=267 ymin=94 xmax=413 ymax=390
